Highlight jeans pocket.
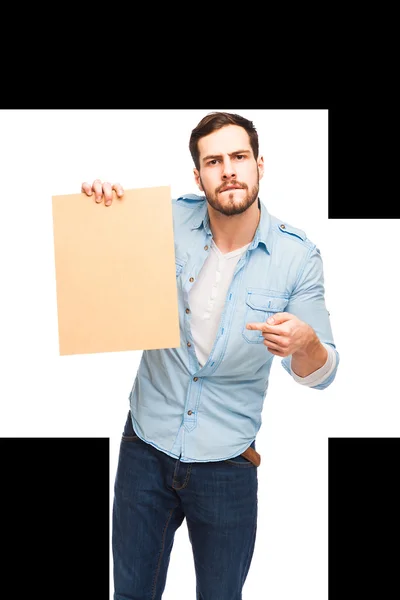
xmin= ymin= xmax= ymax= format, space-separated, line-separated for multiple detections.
xmin=224 ymin=454 xmax=255 ymax=467
xmin=225 ymin=458 xmax=255 ymax=467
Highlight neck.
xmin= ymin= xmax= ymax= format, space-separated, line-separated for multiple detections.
xmin=208 ymin=200 xmax=261 ymax=254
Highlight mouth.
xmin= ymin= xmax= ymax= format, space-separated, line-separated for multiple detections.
xmin=219 ymin=186 xmax=243 ymax=193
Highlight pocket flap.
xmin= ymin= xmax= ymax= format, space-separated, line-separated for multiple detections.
xmin=246 ymin=292 xmax=288 ymax=312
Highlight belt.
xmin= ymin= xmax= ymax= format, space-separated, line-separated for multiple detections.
xmin=240 ymin=446 xmax=261 ymax=467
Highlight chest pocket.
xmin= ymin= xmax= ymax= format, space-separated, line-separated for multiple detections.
xmin=242 ymin=290 xmax=289 ymax=343
xmin=175 ymin=257 xmax=185 ymax=278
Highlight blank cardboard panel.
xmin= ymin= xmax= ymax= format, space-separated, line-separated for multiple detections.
xmin=52 ymin=186 xmax=180 ymax=355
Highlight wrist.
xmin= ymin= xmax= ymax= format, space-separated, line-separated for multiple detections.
xmin=293 ymin=327 xmax=321 ymax=360
xmin=291 ymin=329 xmax=328 ymax=378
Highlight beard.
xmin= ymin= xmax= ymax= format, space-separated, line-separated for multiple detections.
xmin=201 ymin=177 xmax=259 ymax=216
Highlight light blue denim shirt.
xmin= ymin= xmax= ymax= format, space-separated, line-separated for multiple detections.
xmin=129 ymin=194 xmax=339 ymax=462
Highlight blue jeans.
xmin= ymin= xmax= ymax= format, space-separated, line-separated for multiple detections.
xmin=112 ymin=411 xmax=258 ymax=600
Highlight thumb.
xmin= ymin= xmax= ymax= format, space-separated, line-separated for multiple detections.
xmin=266 ymin=311 xmax=289 ymax=325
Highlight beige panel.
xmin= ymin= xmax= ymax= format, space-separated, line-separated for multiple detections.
xmin=52 ymin=186 xmax=180 ymax=355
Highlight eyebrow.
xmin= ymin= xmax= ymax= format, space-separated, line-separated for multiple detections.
xmin=202 ymin=149 xmax=251 ymax=163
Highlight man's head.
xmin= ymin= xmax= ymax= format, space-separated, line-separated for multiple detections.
xmin=189 ymin=112 xmax=264 ymax=216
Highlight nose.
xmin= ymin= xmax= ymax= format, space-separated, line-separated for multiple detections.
xmin=222 ymin=158 xmax=237 ymax=180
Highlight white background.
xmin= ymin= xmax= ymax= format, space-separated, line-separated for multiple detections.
xmin=0 ymin=109 xmax=399 ymax=599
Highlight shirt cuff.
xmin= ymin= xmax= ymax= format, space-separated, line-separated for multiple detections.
xmin=290 ymin=343 xmax=337 ymax=387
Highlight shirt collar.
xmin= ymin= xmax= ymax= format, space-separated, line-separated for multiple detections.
xmin=191 ymin=196 xmax=271 ymax=254
xmin=190 ymin=197 xmax=211 ymax=234
xmin=250 ymin=198 xmax=270 ymax=254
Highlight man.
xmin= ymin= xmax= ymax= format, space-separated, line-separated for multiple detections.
xmin=81 ymin=111 xmax=339 ymax=600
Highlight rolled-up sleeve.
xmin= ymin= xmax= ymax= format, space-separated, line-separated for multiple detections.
xmin=281 ymin=244 xmax=340 ymax=389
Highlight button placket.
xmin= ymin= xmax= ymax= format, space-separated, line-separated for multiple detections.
xmin=184 ymin=375 xmax=201 ymax=432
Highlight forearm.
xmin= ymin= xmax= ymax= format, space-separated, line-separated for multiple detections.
xmin=291 ymin=332 xmax=328 ymax=378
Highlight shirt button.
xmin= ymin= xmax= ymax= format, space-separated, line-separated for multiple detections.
xmin=193 ymin=377 xmax=198 ymax=382
xmin=204 ymin=245 xmax=209 ymax=251
xmin=185 ymin=308 xmax=190 ymax=314
xmin=280 ymin=224 xmax=286 ymax=229
xmin=187 ymin=342 xmax=191 ymax=347
xmin=189 ymin=277 xmax=194 ymax=282
xmin=187 ymin=410 xmax=193 ymax=415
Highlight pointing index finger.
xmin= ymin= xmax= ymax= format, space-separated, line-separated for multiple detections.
xmin=246 ymin=322 xmax=266 ymax=331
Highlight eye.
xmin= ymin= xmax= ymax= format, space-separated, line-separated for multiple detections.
xmin=207 ymin=159 xmax=220 ymax=166
xmin=236 ymin=154 xmax=245 ymax=160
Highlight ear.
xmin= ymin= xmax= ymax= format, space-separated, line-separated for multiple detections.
xmin=257 ymin=156 xmax=265 ymax=181
xmin=194 ymin=168 xmax=203 ymax=192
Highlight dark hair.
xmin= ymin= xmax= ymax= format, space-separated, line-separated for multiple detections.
xmin=189 ymin=112 xmax=259 ymax=170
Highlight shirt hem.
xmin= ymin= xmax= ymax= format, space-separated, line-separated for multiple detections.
xmin=130 ymin=412 xmax=256 ymax=463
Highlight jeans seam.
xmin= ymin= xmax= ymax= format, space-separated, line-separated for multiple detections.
xmin=186 ymin=520 xmax=200 ymax=600
xmin=172 ymin=463 xmax=193 ymax=490
xmin=151 ymin=504 xmax=179 ymax=600
xmin=242 ymin=511 xmax=258 ymax=586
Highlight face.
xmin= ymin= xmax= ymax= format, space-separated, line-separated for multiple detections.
xmin=194 ymin=125 xmax=264 ymax=216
